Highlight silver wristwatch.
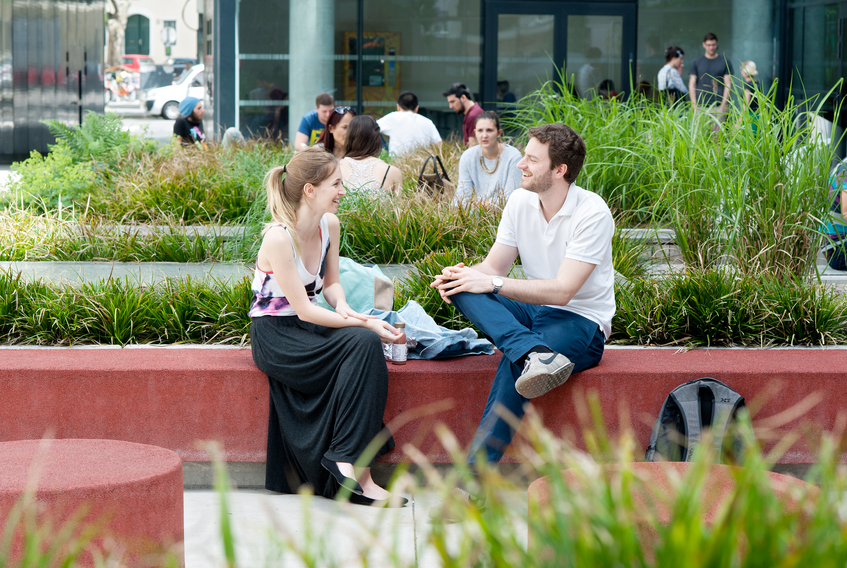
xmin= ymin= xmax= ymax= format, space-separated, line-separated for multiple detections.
xmin=492 ymin=276 xmax=504 ymax=295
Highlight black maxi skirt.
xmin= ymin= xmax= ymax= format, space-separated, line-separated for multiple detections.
xmin=250 ymin=315 xmax=395 ymax=498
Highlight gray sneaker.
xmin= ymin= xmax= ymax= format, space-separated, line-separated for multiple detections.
xmin=515 ymin=351 xmax=575 ymax=398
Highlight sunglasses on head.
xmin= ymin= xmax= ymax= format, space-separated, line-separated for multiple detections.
xmin=334 ymin=106 xmax=354 ymax=114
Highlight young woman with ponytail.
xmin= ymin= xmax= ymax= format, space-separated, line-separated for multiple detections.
xmin=249 ymin=146 xmax=405 ymax=506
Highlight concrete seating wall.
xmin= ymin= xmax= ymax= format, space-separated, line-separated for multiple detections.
xmin=1 ymin=347 xmax=844 ymax=467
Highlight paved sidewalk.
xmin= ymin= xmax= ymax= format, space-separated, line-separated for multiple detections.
xmin=183 ymin=488 xmax=527 ymax=568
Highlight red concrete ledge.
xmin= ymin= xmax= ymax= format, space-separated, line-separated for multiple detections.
xmin=0 ymin=348 xmax=845 ymax=465
xmin=0 ymin=439 xmax=184 ymax=566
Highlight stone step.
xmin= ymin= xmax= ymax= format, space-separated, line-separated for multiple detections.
xmin=0 ymin=261 xmax=251 ymax=285
xmin=2 ymin=259 xmax=845 ymax=290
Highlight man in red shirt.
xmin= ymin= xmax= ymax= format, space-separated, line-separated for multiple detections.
xmin=444 ymin=82 xmax=484 ymax=147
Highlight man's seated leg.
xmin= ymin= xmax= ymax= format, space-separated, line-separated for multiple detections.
xmin=467 ymin=354 xmax=528 ymax=468
xmin=515 ymin=308 xmax=605 ymax=397
xmin=451 ymin=291 xmax=551 ymax=365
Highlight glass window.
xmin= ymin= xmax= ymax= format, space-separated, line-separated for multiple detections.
xmin=568 ymin=15 xmax=623 ymax=99
xmin=362 ymin=0 xmax=480 ymax=139
xmin=236 ymin=0 xmax=480 ymax=142
xmin=637 ymin=0 xmax=733 ymax=90
xmin=497 ymin=14 xmax=555 ymax=100
xmin=237 ymin=0 xmax=357 ymax=141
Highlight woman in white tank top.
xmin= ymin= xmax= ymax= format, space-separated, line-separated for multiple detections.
xmin=249 ymin=147 xmax=406 ymax=507
xmin=339 ymin=115 xmax=403 ymax=196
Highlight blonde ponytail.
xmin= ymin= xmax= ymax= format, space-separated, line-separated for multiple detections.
xmin=263 ymin=147 xmax=339 ymax=255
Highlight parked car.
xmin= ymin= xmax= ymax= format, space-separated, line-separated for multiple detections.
xmin=166 ymin=57 xmax=198 ymax=79
xmin=122 ymin=54 xmax=154 ymax=72
xmin=143 ymin=64 xmax=205 ymax=120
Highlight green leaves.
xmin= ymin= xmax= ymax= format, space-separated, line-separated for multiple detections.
xmin=0 ymin=271 xmax=251 ymax=345
xmin=612 ymin=270 xmax=847 ymax=347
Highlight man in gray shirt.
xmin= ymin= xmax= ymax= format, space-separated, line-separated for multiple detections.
xmin=688 ymin=32 xmax=734 ymax=114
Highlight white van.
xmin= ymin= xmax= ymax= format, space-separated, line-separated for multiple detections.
xmin=143 ymin=64 xmax=205 ymax=120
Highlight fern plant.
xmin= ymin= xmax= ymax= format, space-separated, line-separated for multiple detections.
xmin=44 ymin=111 xmax=153 ymax=166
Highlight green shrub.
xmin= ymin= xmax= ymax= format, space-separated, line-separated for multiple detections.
xmin=45 ymin=111 xmax=156 ymax=166
xmin=612 ymin=269 xmax=847 ymax=346
xmin=506 ymin=75 xmax=837 ymax=278
xmin=395 ymin=248 xmax=485 ymax=331
xmin=86 ymin=140 xmax=286 ymax=224
xmin=2 ymin=142 xmax=96 ymax=210
xmin=338 ymin=192 xmax=499 ymax=264
xmin=0 ymin=207 xmax=238 ymax=262
xmin=0 ymin=271 xmax=251 ymax=345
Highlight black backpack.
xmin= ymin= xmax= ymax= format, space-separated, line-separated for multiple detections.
xmin=646 ymin=378 xmax=748 ymax=463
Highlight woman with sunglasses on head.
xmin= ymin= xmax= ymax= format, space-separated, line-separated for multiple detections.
xmin=657 ymin=46 xmax=689 ymax=105
xmin=339 ymin=115 xmax=403 ymax=196
xmin=249 ymin=146 xmax=406 ymax=507
xmin=453 ymin=111 xmax=522 ymax=204
xmin=316 ymin=106 xmax=356 ymax=159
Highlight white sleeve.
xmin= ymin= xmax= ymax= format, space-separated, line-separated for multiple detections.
xmin=428 ymin=120 xmax=442 ymax=144
xmin=377 ymin=114 xmax=392 ymax=135
xmin=495 ymin=196 xmax=518 ymax=247
xmin=454 ymin=151 xmax=474 ymax=202
xmin=565 ymin=207 xmax=614 ymax=265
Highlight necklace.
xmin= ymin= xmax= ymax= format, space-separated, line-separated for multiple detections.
xmin=479 ymin=148 xmax=501 ymax=175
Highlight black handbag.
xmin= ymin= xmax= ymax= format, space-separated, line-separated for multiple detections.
xmin=417 ymin=155 xmax=453 ymax=197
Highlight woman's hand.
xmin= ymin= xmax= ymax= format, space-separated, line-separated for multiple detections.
xmin=335 ymin=300 xmax=372 ymax=322
xmin=365 ymin=318 xmax=402 ymax=344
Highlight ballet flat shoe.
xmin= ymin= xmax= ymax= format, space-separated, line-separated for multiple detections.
xmin=349 ymin=493 xmax=409 ymax=508
xmin=320 ymin=457 xmax=364 ymax=496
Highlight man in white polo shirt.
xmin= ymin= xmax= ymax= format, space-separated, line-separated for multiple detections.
xmin=431 ymin=122 xmax=615 ymax=472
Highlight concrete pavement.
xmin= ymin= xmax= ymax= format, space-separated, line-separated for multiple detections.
xmin=0 ymin=261 xmax=251 ymax=285
xmin=183 ymin=487 xmax=527 ymax=568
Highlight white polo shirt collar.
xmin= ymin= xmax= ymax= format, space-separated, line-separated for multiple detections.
xmin=526 ymin=183 xmax=581 ymax=220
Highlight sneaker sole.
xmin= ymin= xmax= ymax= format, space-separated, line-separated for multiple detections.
xmin=515 ymin=361 xmax=575 ymax=398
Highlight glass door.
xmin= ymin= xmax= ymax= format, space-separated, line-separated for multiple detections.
xmin=483 ymin=1 xmax=636 ymax=108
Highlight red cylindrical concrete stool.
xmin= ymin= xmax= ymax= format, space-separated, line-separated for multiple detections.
xmin=0 ymin=439 xmax=184 ymax=567
xmin=528 ymin=462 xmax=817 ymax=559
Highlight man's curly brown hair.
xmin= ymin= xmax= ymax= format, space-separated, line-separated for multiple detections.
xmin=527 ymin=123 xmax=586 ymax=184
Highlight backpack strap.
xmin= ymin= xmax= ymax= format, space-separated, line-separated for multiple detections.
xmin=667 ymin=381 xmax=705 ymax=462
xmin=701 ymin=379 xmax=745 ymax=458
xmin=645 ymin=394 xmax=674 ymax=462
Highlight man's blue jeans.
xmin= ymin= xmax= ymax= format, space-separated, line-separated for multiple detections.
xmin=451 ymin=291 xmax=605 ymax=466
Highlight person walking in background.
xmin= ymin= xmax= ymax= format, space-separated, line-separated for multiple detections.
xmin=657 ymin=46 xmax=688 ymax=104
xmin=173 ymin=96 xmax=205 ymax=146
xmin=688 ymin=33 xmax=733 ymax=120
xmin=454 ymin=111 xmax=522 ymax=204
xmin=740 ymin=61 xmax=761 ymax=110
xmin=295 ymin=93 xmax=335 ymax=149
xmin=738 ymin=61 xmax=762 ymax=136
xmin=377 ymin=91 xmax=442 ymax=156
xmin=316 ymin=106 xmax=356 ymax=159
xmin=443 ymin=82 xmax=484 ymax=147
xmin=340 ymin=116 xmax=403 ymax=196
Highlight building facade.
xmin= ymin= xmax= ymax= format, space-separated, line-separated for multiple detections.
xmin=0 ymin=0 xmax=105 ymax=160
xmin=121 ymin=0 xmax=200 ymax=63
xmin=201 ymin=0 xmax=817 ymax=143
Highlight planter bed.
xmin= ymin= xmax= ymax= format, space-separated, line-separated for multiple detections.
xmin=0 ymin=346 xmax=843 ymax=473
